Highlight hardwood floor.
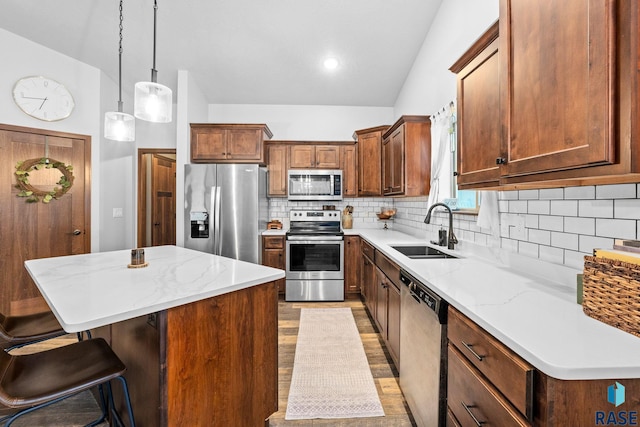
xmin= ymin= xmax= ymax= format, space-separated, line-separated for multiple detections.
xmin=269 ymin=297 xmax=416 ymax=426
xmin=1 ymin=298 xmax=415 ymax=426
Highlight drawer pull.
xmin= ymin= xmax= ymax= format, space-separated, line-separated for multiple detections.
xmin=462 ymin=341 xmax=484 ymax=361
xmin=461 ymin=401 xmax=485 ymax=426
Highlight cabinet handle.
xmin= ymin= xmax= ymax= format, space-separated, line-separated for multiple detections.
xmin=461 ymin=341 xmax=484 ymax=361
xmin=461 ymin=401 xmax=485 ymax=426
xmin=495 ymin=157 xmax=506 ymax=165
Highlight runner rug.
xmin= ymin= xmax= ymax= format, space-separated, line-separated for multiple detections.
xmin=285 ymin=307 xmax=385 ymax=420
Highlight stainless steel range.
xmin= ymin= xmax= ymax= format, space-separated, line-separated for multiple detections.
xmin=285 ymin=209 xmax=344 ymax=301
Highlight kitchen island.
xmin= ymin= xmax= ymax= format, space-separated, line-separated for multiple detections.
xmin=25 ymin=245 xmax=285 ymax=427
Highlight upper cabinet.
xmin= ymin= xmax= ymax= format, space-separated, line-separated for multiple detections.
xmin=382 ymin=116 xmax=431 ymax=197
xmin=266 ymin=144 xmax=288 ymax=196
xmin=190 ymin=124 xmax=273 ymax=164
xmin=450 ymin=22 xmax=501 ymax=190
xmin=455 ymin=2 xmax=640 ymax=189
xmin=340 ymin=145 xmax=358 ymax=197
xmin=353 ymin=126 xmax=389 ymax=197
xmin=289 ymin=145 xmax=341 ymax=169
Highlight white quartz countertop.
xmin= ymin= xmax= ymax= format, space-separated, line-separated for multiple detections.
xmin=351 ymin=228 xmax=640 ymax=381
xmin=25 ymin=245 xmax=285 ymax=333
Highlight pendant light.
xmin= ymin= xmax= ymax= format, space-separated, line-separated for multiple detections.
xmin=134 ymin=0 xmax=172 ymax=123
xmin=104 ymin=0 xmax=135 ymax=142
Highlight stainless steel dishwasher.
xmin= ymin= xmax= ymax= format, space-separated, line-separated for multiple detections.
xmin=399 ymin=269 xmax=448 ymax=427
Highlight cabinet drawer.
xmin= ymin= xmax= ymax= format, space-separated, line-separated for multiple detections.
xmin=361 ymin=239 xmax=375 ymax=261
xmin=374 ymin=250 xmax=401 ymax=290
xmin=448 ymin=345 xmax=529 ymax=427
xmin=263 ymin=236 xmax=284 ymax=249
xmin=448 ymin=307 xmax=534 ymax=419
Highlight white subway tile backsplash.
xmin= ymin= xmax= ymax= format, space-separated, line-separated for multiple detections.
xmin=551 ymin=232 xmax=579 ymax=251
xmin=539 ymin=188 xmax=565 ymax=200
xmin=578 ymin=200 xmax=614 ymax=218
xmin=614 ymin=199 xmax=640 ymax=219
xmin=529 ymin=229 xmax=551 ymax=245
xmin=550 ymin=200 xmax=578 ymax=216
xmin=595 ymin=218 xmax=637 ymax=240
xmin=565 ymin=186 xmax=596 ymax=200
xmin=578 ymin=235 xmax=614 ymax=253
xmin=565 ymin=250 xmax=588 ymax=270
xmin=518 ymin=241 xmax=539 ymax=258
xmin=525 ymin=214 xmax=539 ymax=229
xmin=564 ymin=217 xmax=595 ymax=235
xmin=501 ymin=190 xmax=518 ymax=200
xmin=539 ymin=245 xmax=564 ymax=264
xmin=519 ymin=189 xmax=539 ymax=200
xmin=509 ymin=200 xmax=528 ymax=214
xmin=596 ymin=183 xmax=636 ymax=199
xmin=539 ymin=215 xmax=564 ymax=231
xmin=528 ymin=200 xmax=550 ymax=215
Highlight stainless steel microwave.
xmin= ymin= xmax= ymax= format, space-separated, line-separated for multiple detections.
xmin=287 ymin=169 xmax=343 ymax=201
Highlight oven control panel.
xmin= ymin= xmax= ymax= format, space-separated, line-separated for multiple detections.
xmin=290 ymin=210 xmax=340 ymax=220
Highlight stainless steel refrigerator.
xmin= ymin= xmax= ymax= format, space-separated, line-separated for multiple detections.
xmin=184 ymin=164 xmax=268 ymax=264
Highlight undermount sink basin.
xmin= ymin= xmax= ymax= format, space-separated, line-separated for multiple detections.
xmin=390 ymin=245 xmax=457 ymax=259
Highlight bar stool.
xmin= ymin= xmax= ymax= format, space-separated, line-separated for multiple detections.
xmin=0 ymin=310 xmax=66 ymax=351
xmin=0 ymin=338 xmax=135 ymax=427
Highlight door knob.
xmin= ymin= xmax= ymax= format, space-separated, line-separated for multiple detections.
xmin=72 ymin=229 xmax=81 ymax=235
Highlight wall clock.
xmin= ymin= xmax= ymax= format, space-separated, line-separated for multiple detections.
xmin=12 ymin=76 xmax=75 ymax=121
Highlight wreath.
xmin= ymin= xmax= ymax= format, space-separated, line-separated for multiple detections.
xmin=14 ymin=158 xmax=74 ymax=203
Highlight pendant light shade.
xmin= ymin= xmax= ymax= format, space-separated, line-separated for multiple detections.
xmin=134 ymin=0 xmax=172 ymax=123
xmin=105 ymin=0 xmax=135 ymax=142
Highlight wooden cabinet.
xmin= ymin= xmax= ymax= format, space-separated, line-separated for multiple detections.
xmin=367 ymin=249 xmax=401 ymax=367
xmin=353 ymin=126 xmax=389 ymax=196
xmin=190 ymin=124 xmax=272 ymax=164
xmin=289 ymin=145 xmax=340 ymax=169
xmin=262 ymin=235 xmax=286 ymax=294
xmin=266 ymin=144 xmax=288 ymax=196
xmin=110 ymin=281 xmax=278 ymax=426
xmin=455 ymin=3 xmax=640 ymax=189
xmin=344 ymin=236 xmax=361 ymax=295
xmin=361 ymin=239 xmax=376 ymax=316
xmin=382 ymin=116 xmax=431 ymax=196
xmin=340 ymin=145 xmax=358 ymax=197
xmin=450 ymin=22 xmax=501 ymax=189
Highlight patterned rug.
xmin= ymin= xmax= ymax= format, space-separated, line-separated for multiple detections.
xmin=285 ymin=307 xmax=385 ymax=420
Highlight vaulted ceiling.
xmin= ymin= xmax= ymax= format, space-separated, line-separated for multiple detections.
xmin=0 ymin=0 xmax=443 ymax=106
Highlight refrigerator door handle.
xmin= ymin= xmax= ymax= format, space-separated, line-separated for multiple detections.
xmin=213 ymin=186 xmax=222 ymax=255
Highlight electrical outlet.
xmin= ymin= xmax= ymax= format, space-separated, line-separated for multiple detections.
xmin=113 ymin=207 xmax=123 ymax=218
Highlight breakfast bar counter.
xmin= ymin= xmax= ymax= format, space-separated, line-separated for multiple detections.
xmin=25 ymin=245 xmax=285 ymax=426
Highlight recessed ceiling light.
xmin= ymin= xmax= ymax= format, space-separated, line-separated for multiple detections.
xmin=323 ymin=57 xmax=339 ymax=70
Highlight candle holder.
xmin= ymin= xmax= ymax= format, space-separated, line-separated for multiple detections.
xmin=128 ymin=248 xmax=149 ymax=268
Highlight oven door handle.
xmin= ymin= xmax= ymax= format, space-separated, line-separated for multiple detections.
xmin=286 ymin=235 xmax=344 ymax=242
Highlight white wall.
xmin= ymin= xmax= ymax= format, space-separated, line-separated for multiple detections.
xmin=208 ymin=104 xmax=394 ymax=140
xmin=393 ymin=0 xmax=499 ymax=116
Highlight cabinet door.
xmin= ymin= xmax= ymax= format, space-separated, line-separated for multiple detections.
xmin=387 ymin=282 xmax=401 ymax=366
xmin=227 ymin=129 xmax=263 ymax=161
xmin=499 ymin=0 xmax=615 ymax=179
xmin=341 ymin=145 xmax=357 ymax=197
xmin=267 ymin=145 xmax=288 ymax=196
xmin=452 ymin=23 xmax=501 ymax=189
xmin=315 ymin=146 xmax=341 ymax=169
xmin=362 ymin=254 xmax=375 ymax=316
xmin=262 ymin=236 xmax=286 ymax=293
xmin=191 ymin=127 xmax=227 ymax=161
xmin=357 ymin=131 xmax=383 ymax=196
xmin=382 ymin=136 xmax=392 ymax=195
xmin=375 ymin=267 xmax=388 ymax=336
xmin=386 ymin=126 xmax=405 ymax=195
xmin=289 ymin=145 xmax=315 ymax=168
xmin=344 ymin=236 xmax=361 ymax=294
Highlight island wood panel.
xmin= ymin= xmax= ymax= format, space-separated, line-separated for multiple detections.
xmin=111 ymin=281 xmax=279 ymax=427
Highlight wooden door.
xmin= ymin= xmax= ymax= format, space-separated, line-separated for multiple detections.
xmin=0 ymin=125 xmax=90 ymax=314
xmin=340 ymin=145 xmax=357 ymax=197
xmin=357 ymin=129 xmax=385 ymax=196
xmin=315 ymin=146 xmax=341 ymax=168
xmin=451 ymin=22 xmax=501 ymax=189
xmin=151 ymin=154 xmax=176 ymax=246
xmin=289 ymin=145 xmax=315 ymax=168
xmin=267 ymin=144 xmax=287 ymax=196
xmin=499 ymin=0 xmax=615 ymax=178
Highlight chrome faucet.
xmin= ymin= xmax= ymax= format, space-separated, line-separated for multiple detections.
xmin=424 ymin=203 xmax=458 ymax=250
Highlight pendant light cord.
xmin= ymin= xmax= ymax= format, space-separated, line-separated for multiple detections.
xmin=151 ymin=0 xmax=158 ymax=83
xmin=117 ymin=0 xmax=124 ymax=112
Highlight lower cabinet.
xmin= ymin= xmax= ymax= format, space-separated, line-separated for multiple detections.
xmin=361 ymin=240 xmax=376 ymax=317
xmin=262 ymin=235 xmax=286 ymax=294
xmin=447 ymin=306 xmax=640 ymax=426
xmin=344 ymin=235 xmax=361 ymax=295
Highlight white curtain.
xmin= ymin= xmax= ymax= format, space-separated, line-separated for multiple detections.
xmin=427 ymin=104 xmax=454 ymax=206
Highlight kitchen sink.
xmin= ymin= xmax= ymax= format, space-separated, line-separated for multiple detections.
xmin=390 ymin=245 xmax=457 ymax=259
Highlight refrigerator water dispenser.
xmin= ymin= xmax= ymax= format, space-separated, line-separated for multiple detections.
xmin=190 ymin=212 xmax=209 ymax=238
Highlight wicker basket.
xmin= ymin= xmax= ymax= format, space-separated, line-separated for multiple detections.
xmin=583 ymin=255 xmax=640 ymax=338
